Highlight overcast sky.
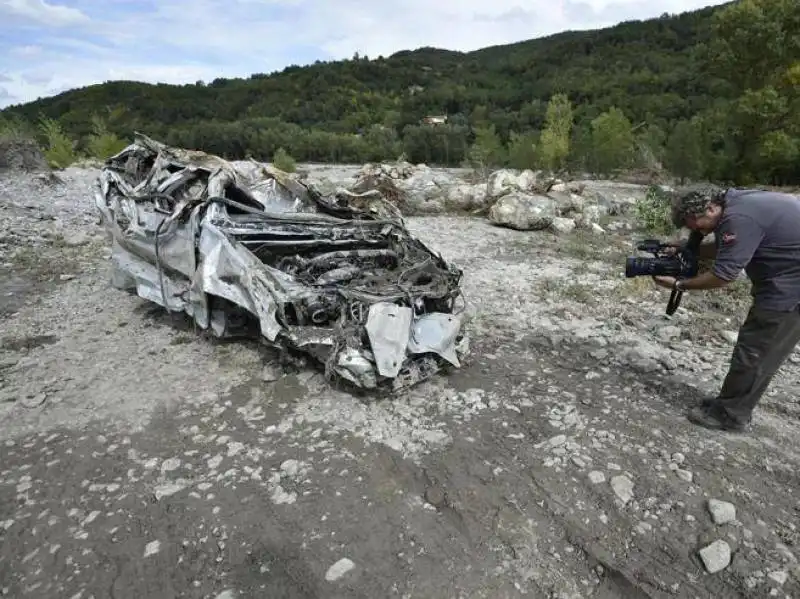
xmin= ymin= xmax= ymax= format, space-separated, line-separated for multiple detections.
xmin=0 ymin=0 xmax=729 ymax=109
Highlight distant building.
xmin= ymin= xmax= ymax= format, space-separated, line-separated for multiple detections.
xmin=421 ymin=115 xmax=448 ymax=126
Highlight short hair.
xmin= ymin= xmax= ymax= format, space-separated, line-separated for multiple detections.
xmin=670 ymin=184 xmax=727 ymax=227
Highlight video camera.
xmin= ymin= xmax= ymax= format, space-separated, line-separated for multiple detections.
xmin=625 ymin=231 xmax=702 ymax=315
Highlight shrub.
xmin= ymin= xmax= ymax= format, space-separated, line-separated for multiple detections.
xmin=37 ymin=116 xmax=77 ymax=169
xmin=634 ymin=185 xmax=676 ymax=235
xmin=272 ymin=147 xmax=296 ymax=172
xmin=86 ymin=115 xmax=128 ymax=160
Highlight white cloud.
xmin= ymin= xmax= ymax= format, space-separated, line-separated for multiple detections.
xmin=0 ymin=0 xmax=730 ymax=109
xmin=1 ymin=0 xmax=88 ymax=26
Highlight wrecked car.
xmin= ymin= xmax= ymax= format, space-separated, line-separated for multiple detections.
xmin=93 ymin=134 xmax=467 ymax=391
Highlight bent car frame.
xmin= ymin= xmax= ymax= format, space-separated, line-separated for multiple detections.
xmin=94 ymin=134 xmax=468 ymax=392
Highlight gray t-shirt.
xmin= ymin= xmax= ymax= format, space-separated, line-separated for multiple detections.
xmin=712 ymin=188 xmax=800 ymax=311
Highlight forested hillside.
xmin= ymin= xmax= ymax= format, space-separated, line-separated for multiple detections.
xmin=1 ymin=0 xmax=798 ymax=186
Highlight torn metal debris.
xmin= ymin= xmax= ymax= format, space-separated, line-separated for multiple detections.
xmin=94 ymin=133 xmax=468 ymax=391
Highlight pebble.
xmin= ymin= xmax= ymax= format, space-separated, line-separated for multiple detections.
xmin=610 ymin=474 xmax=634 ymax=505
xmin=721 ymin=330 xmax=738 ymax=344
xmin=588 ymin=471 xmax=605 ymax=484
xmin=571 ymin=456 xmax=586 ymax=468
xmin=143 ymin=540 xmax=161 ymax=558
xmin=674 ymin=469 xmax=693 ymax=483
xmin=767 ymin=570 xmax=787 ymax=585
xmin=161 ymin=457 xmax=181 ymax=472
xmin=699 ymin=540 xmax=731 ymax=573
xmin=424 ymin=486 xmax=445 ymax=507
xmin=325 ymin=557 xmax=355 ymax=581
xmin=707 ymin=499 xmax=736 ymax=525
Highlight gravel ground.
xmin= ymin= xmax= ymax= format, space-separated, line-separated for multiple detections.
xmin=1 ymin=166 xmax=799 ymax=599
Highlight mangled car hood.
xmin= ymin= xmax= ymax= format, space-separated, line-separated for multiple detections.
xmin=94 ymin=133 xmax=467 ymax=391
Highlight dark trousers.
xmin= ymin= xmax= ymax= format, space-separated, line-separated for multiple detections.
xmin=708 ymin=303 xmax=800 ymax=424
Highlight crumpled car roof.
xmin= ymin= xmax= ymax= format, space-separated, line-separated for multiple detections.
xmin=93 ymin=133 xmax=468 ymax=392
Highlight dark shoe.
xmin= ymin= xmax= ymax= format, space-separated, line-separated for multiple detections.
xmin=687 ymin=405 xmax=751 ymax=433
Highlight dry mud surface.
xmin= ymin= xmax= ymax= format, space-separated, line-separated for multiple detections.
xmin=1 ymin=167 xmax=800 ymax=599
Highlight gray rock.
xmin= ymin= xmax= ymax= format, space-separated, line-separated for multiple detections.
xmin=325 ymin=557 xmax=356 ymax=581
xmin=444 ymin=183 xmax=489 ymax=212
xmin=707 ymin=499 xmax=736 ymax=525
xmin=767 ymin=570 xmax=788 ymax=585
xmin=580 ymin=203 xmax=609 ymax=224
xmin=699 ymin=540 xmax=731 ymax=573
xmin=487 ymin=169 xmax=522 ymax=199
xmin=610 ymin=474 xmax=634 ymax=505
xmin=488 ymin=193 xmax=557 ymax=231
xmin=588 ymin=471 xmax=606 ymax=484
xmin=590 ymin=223 xmax=606 ymax=235
xmin=62 ymin=231 xmax=89 ymax=247
xmin=550 ymin=217 xmax=576 ymax=234
xmin=547 ymin=190 xmax=584 ymax=214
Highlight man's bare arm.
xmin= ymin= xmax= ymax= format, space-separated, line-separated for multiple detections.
xmin=666 ymin=237 xmax=717 ymax=259
xmin=678 ymin=270 xmax=730 ymax=290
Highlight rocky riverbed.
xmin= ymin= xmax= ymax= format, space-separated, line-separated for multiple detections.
xmin=1 ymin=162 xmax=799 ymax=599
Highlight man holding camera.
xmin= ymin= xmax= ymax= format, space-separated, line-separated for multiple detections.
xmin=652 ymin=184 xmax=800 ymax=433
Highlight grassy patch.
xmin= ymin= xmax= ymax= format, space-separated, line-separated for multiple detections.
xmin=556 ymin=229 xmax=631 ymax=265
xmin=8 ymin=238 xmax=104 ymax=282
xmin=535 ymin=276 xmax=600 ymax=306
xmin=683 ymin=277 xmax=752 ymax=317
xmin=616 ymin=276 xmax=655 ymax=298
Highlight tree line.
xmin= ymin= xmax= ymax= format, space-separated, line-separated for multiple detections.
xmin=0 ymin=0 xmax=797 ymax=186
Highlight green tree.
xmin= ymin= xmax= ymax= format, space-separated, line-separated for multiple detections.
xmin=705 ymin=0 xmax=800 ymax=183
xmin=536 ymin=93 xmax=573 ymax=172
xmin=589 ymin=107 xmax=635 ymax=176
xmin=506 ymin=131 xmax=538 ymax=170
xmin=664 ymin=118 xmax=705 ymax=183
xmin=708 ymin=0 xmax=799 ymax=93
xmin=467 ymin=125 xmax=506 ymax=174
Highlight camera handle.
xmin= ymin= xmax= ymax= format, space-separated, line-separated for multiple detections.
xmin=666 ymin=286 xmax=683 ymax=315
xmin=665 ymin=230 xmax=703 ymax=316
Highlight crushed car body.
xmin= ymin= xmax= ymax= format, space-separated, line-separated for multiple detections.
xmin=93 ymin=133 xmax=467 ymax=391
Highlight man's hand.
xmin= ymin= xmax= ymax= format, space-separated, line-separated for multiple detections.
xmin=661 ymin=241 xmax=683 ymax=256
xmin=653 ymin=276 xmax=677 ymax=289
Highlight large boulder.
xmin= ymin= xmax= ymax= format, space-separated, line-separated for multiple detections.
xmin=488 ymin=193 xmax=558 ymax=231
xmin=486 ymin=168 xmax=554 ymax=200
xmin=350 ymin=161 xmax=490 ymax=215
xmin=546 ymin=190 xmax=585 ymax=216
xmin=574 ymin=203 xmax=610 ymax=227
xmin=576 ymin=180 xmax=651 ymax=215
xmin=444 ymin=183 xmax=490 ymax=212
xmin=484 ymin=169 xmax=617 ymax=234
